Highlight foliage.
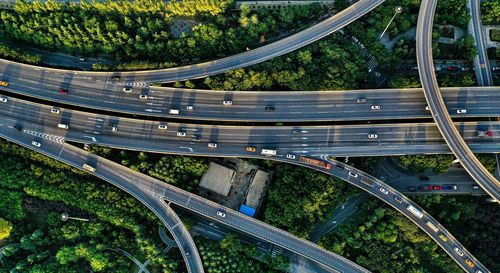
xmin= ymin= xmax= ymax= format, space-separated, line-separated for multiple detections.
xmin=197 ymin=234 xmax=286 ymax=273
xmin=481 ymin=0 xmax=500 ymax=25
xmin=320 ymin=198 xmax=462 ymax=273
xmin=476 ymin=154 xmax=497 ymax=175
xmin=0 ymin=44 xmax=41 ymax=64
xmin=264 ymin=163 xmax=359 ymax=237
xmin=0 ymin=189 xmax=25 ymax=221
xmin=0 ymin=218 xmax=13 ymax=240
xmin=396 ymin=155 xmax=454 ymax=174
xmin=490 ymin=29 xmax=500 ymax=43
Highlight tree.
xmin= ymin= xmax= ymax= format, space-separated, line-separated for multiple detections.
xmin=0 ymin=218 xmax=13 ymax=240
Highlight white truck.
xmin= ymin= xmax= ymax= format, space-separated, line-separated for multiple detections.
xmin=261 ymin=149 xmax=277 ymax=156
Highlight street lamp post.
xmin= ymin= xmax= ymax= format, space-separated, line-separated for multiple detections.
xmin=379 ymin=6 xmax=403 ymax=40
xmin=60 ymin=212 xmax=90 ymax=222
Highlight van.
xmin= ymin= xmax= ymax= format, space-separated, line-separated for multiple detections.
xmin=57 ymin=124 xmax=69 ymax=129
xmin=169 ymin=109 xmax=179 ymax=115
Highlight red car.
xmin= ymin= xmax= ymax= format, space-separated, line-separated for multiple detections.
xmin=59 ymin=88 xmax=69 ymax=95
xmin=429 ymin=185 xmax=442 ymax=190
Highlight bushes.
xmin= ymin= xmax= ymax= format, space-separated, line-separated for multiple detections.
xmin=0 ymin=45 xmax=41 ymax=64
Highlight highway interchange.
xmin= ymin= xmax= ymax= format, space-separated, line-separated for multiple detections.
xmin=0 ymin=0 xmax=498 ymax=272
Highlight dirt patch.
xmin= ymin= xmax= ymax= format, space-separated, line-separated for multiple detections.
xmin=170 ymin=19 xmax=198 ymax=38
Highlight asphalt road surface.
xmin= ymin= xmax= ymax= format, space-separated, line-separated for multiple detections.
xmin=469 ymin=0 xmax=493 ymax=86
xmin=416 ymin=0 xmax=500 ymax=201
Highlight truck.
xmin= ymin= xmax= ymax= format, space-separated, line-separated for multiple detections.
xmin=299 ymin=156 xmax=332 ymax=170
xmin=360 ymin=177 xmax=375 ymax=187
xmin=82 ymin=163 xmax=96 ymax=172
xmin=425 ymin=221 xmax=439 ymax=233
xmin=407 ymin=204 xmax=424 ymax=219
xmin=261 ymin=149 xmax=277 ymax=156
xmin=169 ymin=109 xmax=179 ymax=115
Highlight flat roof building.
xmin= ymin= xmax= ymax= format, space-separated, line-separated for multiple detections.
xmin=199 ymin=162 xmax=235 ymax=197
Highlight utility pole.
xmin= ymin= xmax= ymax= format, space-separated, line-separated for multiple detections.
xmin=379 ymin=6 xmax=403 ymax=40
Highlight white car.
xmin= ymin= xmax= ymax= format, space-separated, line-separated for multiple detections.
xmin=0 ymin=97 xmax=7 ymax=103
xmin=216 ymin=210 xmax=226 ymax=217
xmin=368 ymin=134 xmax=378 ymax=139
xmin=457 ymin=109 xmax=467 ymax=114
xmin=186 ymin=105 xmax=194 ymax=110
xmin=112 ymin=126 xmax=117 ymax=132
xmin=223 ymin=100 xmax=233 ymax=106
xmin=453 ymin=247 xmax=464 ymax=257
xmin=139 ymin=94 xmax=148 ymax=99
xmin=177 ymin=131 xmax=186 ymax=137
xmin=286 ymin=154 xmax=296 ymax=159
xmin=370 ymin=105 xmax=380 ymax=110
xmin=348 ymin=171 xmax=358 ymax=178
xmin=208 ymin=143 xmax=218 ymax=148
xmin=158 ymin=124 xmax=168 ymax=130
xmin=379 ymin=187 xmax=389 ymax=194
xmin=31 ymin=141 xmax=41 ymax=147
xmin=123 ymin=87 xmax=133 ymax=92
xmin=51 ymin=108 xmax=60 ymax=114
xmin=425 ymin=105 xmax=430 ymax=111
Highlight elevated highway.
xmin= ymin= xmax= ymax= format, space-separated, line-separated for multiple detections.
xmin=416 ymin=0 xmax=500 ymax=201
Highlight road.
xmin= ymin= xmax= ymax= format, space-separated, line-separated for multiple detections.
xmin=0 ymin=125 xmax=370 ymax=273
xmin=0 ymin=0 xmax=384 ymax=84
xmin=375 ymin=157 xmax=487 ymax=195
xmin=309 ymin=194 xmax=368 ymax=243
xmin=416 ymin=0 xmax=500 ymax=201
xmin=1 ymin=96 xmax=500 ymax=158
xmin=2 ymin=67 xmax=500 ymax=120
xmin=468 ymin=0 xmax=493 ymax=86
xmin=0 ymin=96 xmax=493 ymax=272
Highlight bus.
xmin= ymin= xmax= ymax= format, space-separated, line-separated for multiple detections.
xmin=425 ymin=221 xmax=439 ymax=233
xmin=299 ymin=156 xmax=332 ymax=170
xmin=407 ymin=204 xmax=424 ymax=219
xmin=82 ymin=163 xmax=96 ymax=172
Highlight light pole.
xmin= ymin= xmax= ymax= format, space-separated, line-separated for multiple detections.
xmin=379 ymin=6 xmax=403 ymax=40
xmin=60 ymin=212 xmax=90 ymax=222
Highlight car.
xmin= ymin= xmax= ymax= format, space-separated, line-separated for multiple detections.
xmin=472 ymin=185 xmax=479 ymax=190
xmin=208 ymin=143 xmax=218 ymax=148
xmin=379 ymin=187 xmax=389 ymax=194
xmin=438 ymin=233 xmax=448 ymax=242
xmin=111 ymin=75 xmax=121 ymax=81
xmin=185 ymin=249 xmax=190 ymax=257
xmin=246 ymin=146 xmax=256 ymax=152
xmin=457 ymin=109 xmax=467 ymax=114
xmin=31 ymin=141 xmax=41 ymax=147
xmin=223 ymin=100 xmax=233 ymax=106
xmin=465 ymin=259 xmax=475 ymax=268
xmin=158 ymin=124 xmax=168 ymax=130
xmin=442 ymin=184 xmax=457 ymax=190
xmin=191 ymin=135 xmax=201 ymax=142
xmin=370 ymin=105 xmax=381 ymax=110
xmin=57 ymin=124 xmax=69 ymax=129
xmin=0 ymin=81 xmax=8 ymax=87
xmin=348 ymin=171 xmax=358 ymax=178
xmin=425 ymin=105 xmax=430 ymax=111
xmin=368 ymin=134 xmax=378 ymax=139
xmin=448 ymin=66 xmax=459 ymax=71
xmin=418 ymin=185 xmax=429 ymax=191
xmin=186 ymin=105 xmax=194 ymax=110
xmin=478 ymin=130 xmax=493 ymax=137
xmin=475 ymin=270 xmax=483 ymax=273
xmin=111 ymin=126 xmax=118 ymax=132
xmin=265 ymin=106 xmax=275 ymax=112
xmin=286 ymin=154 xmax=296 ymax=159
xmin=177 ymin=131 xmax=186 ymax=137
xmin=123 ymin=87 xmax=133 ymax=92
xmin=430 ymin=185 xmax=442 ymax=190
xmin=139 ymin=94 xmax=148 ymax=99
xmin=0 ymin=97 xmax=7 ymax=103
xmin=292 ymin=129 xmax=302 ymax=134
xmin=394 ymin=195 xmax=403 ymax=203
xmin=78 ymin=58 xmax=86 ymax=62
xmin=408 ymin=186 xmax=417 ymax=192
xmin=13 ymin=124 xmax=22 ymax=131
xmin=216 ymin=210 xmax=226 ymax=217
xmin=356 ymin=98 xmax=366 ymax=103
xmin=59 ymin=88 xmax=69 ymax=95
xmin=419 ymin=176 xmax=429 ymax=182
xmin=453 ymin=246 xmax=464 ymax=257
xmin=51 ymin=108 xmax=60 ymax=114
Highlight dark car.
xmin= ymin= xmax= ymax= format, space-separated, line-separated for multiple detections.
xmin=111 ymin=75 xmax=121 ymax=81
xmin=59 ymin=88 xmax=69 ymax=95
xmin=265 ymin=106 xmax=275 ymax=112
xmin=408 ymin=186 xmax=417 ymax=192
xmin=418 ymin=185 xmax=429 ymax=191
xmin=447 ymin=66 xmax=459 ymax=71
xmin=430 ymin=185 xmax=442 ymax=190
xmin=419 ymin=176 xmax=429 ymax=182
xmin=442 ymin=184 xmax=457 ymax=190
xmin=13 ymin=124 xmax=22 ymax=131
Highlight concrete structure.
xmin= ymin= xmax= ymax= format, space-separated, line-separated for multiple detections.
xmin=199 ymin=162 xmax=235 ymax=197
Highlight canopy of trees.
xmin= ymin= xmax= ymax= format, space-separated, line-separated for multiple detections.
xmin=0 ymin=218 xmax=13 ymax=240
xmin=395 ymin=155 xmax=455 ymax=174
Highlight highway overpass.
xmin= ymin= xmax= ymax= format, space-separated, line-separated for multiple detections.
xmin=416 ymin=0 xmax=500 ymax=201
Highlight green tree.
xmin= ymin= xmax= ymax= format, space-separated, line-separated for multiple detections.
xmin=0 ymin=218 xmax=13 ymax=240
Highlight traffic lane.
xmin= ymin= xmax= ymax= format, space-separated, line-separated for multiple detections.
xmin=417 ymin=0 xmax=500 ymax=200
